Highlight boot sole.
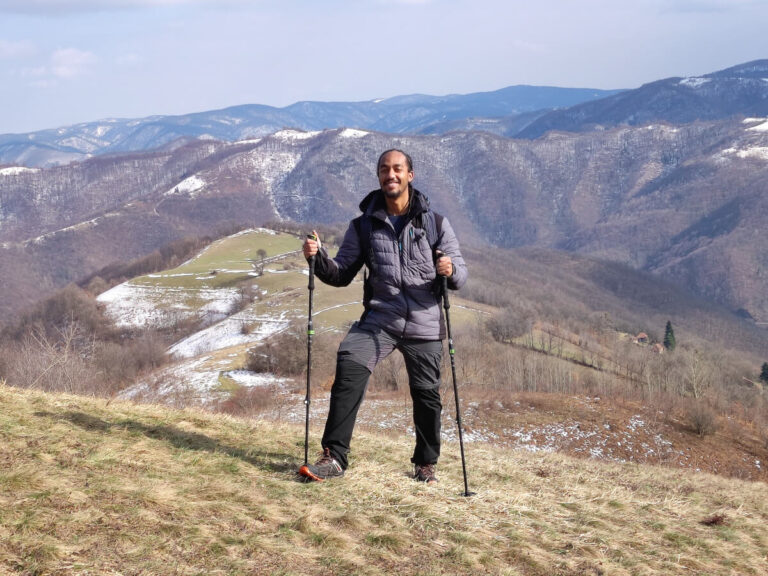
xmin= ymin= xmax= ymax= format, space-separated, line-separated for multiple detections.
xmin=298 ymin=465 xmax=324 ymax=482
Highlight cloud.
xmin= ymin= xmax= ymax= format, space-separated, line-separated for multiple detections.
xmin=51 ymin=47 xmax=96 ymax=77
xmin=0 ymin=39 xmax=36 ymax=59
xmin=20 ymin=65 xmax=47 ymax=77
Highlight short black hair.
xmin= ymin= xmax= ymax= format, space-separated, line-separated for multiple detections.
xmin=377 ymin=149 xmax=413 ymax=173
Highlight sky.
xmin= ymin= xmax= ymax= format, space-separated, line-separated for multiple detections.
xmin=0 ymin=0 xmax=766 ymax=134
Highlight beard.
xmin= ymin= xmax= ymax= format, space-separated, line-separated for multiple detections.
xmin=382 ymin=184 xmax=409 ymax=199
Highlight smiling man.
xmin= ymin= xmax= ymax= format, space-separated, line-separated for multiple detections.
xmin=299 ymin=149 xmax=467 ymax=484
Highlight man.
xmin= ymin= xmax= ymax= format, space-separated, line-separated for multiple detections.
xmin=299 ymin=149 xmax=467 ymax=483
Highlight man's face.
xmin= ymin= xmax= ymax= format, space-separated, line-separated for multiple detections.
xmin=378 ymin=151 xmax=414 ymax=199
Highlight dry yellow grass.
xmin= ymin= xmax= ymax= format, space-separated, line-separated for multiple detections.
xmin=2 ymin=382 xmax=768 ymax=575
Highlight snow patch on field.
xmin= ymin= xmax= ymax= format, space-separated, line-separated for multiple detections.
xmin=227 ymin=370 xmax=286 ymax=388
xmin=119 ymin=357 xmax=286 ymax=406
xmin=97 ymin=282 xmax=240 ymax=329
xmin=169 ymin=310 xmax=289 ymax=358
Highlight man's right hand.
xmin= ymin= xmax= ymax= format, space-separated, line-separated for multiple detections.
xmin=303 ymin=231 xmax=320 ymax=259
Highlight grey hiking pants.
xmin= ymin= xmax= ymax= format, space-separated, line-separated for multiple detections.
xmin=321 ymin=322 xmax=443 ymax=470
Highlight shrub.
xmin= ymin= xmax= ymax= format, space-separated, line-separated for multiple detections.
xmin=246 ymin=322 xmax=306 ymax=376
xmin=686 ymin=401 xmax=719 ymax=437
xmin=216 ymin=385 xmax=275 ymax=416
xmin=9 ymin=284 xmax=111 ymax=341
xmin=93 ymin=331 xmax=168 ymax=391
xmin=487 ymin=307 xmax=532 ymax=343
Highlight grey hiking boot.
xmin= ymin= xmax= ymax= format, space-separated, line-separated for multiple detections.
xmin=299 ymin=448 xmax=344 ymax=482
xmin=413 ymin=463 xmax=438 ymax=484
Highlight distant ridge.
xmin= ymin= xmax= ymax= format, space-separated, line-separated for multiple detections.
xmin=0 ymin=85 xmax=621 ymax=167
xmin=518 ymin=59 xmax=768 ymax=138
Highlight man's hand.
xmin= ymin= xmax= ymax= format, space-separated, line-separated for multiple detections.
xmin=303 ymin=231 xmax=320 ymax=259
xmin=436 ymin=254 xmax=453 ymax=277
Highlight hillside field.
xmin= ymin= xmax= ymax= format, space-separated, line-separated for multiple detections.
xmin=2 ymin=383 xmax=768 ymax=576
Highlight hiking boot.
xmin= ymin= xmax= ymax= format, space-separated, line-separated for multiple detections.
xmin=413 ymin=463 xmax=438 ymax=484
xmin=299 ymin=448 xmax=344 ymax=482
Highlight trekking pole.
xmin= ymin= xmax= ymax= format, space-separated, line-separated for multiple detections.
xmin=441 ymin=272 xmax=476 ymax=497
xmin=304 ymin=234 xmax=316 ymax=466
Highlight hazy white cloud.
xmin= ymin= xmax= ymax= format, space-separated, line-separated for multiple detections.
xmin=0 ymin=39 xmax=36 ymax=59
xmin=51 ymin=47 xmax=96 ymax=77
xmin=20 ymin=64 xmax=47 ymax=77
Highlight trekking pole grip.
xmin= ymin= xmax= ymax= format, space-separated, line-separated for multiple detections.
xmin=307 ymin=234 xmax=317 ymax=290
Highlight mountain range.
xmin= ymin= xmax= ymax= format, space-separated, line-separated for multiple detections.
xmin=0 ymin=59 xmax=767 ymax=330
xmin=0 ymin=86 xmax=621 ymax=168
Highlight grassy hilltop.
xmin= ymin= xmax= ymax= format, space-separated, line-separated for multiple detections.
xmin=4 ymin=227 xmax=768 ymax=574
xmin=2 ymin=383 xmax=768 ymax=576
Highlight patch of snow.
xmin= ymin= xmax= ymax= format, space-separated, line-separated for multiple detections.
xmin=273 ymin=129 xmax=320 ymax=141
xmin=166 ymin=175 xmax=206 ymax=197
xmin=718 ymin=146 xmax=768 ymax=161
xmin=93 ymin=125 xmax=112 ymax=137
xmin=121 ymin=362 xmax=287 ymax=407
xmin=737 ymin=147 xmax=768 ymax=160
xmin=747 ymin=120 xmax=768 ymax=132
xmin=679 ymin=77 xmax=711 ymax=89
xmin=168 ymin=310 xmax=289 ymax=359
xmin=339 ymin=128 xmax=369 ymax=138
xmin=0 ymin=166 xmax=40 ymax=176
xmin=97 ymin=282 xmax=240 ymax=329
xmin=227 ymin=370 xmax=286 ymax=388
xmin=147 ymin=273 xmax=195 ymax=278
xmin=119 ymin=355 xmax=216 ymax=403
xmin=742 ymin=117 xmax=767 ymax=124
xmin=627 ymin=415 xmax=645 ymax=432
